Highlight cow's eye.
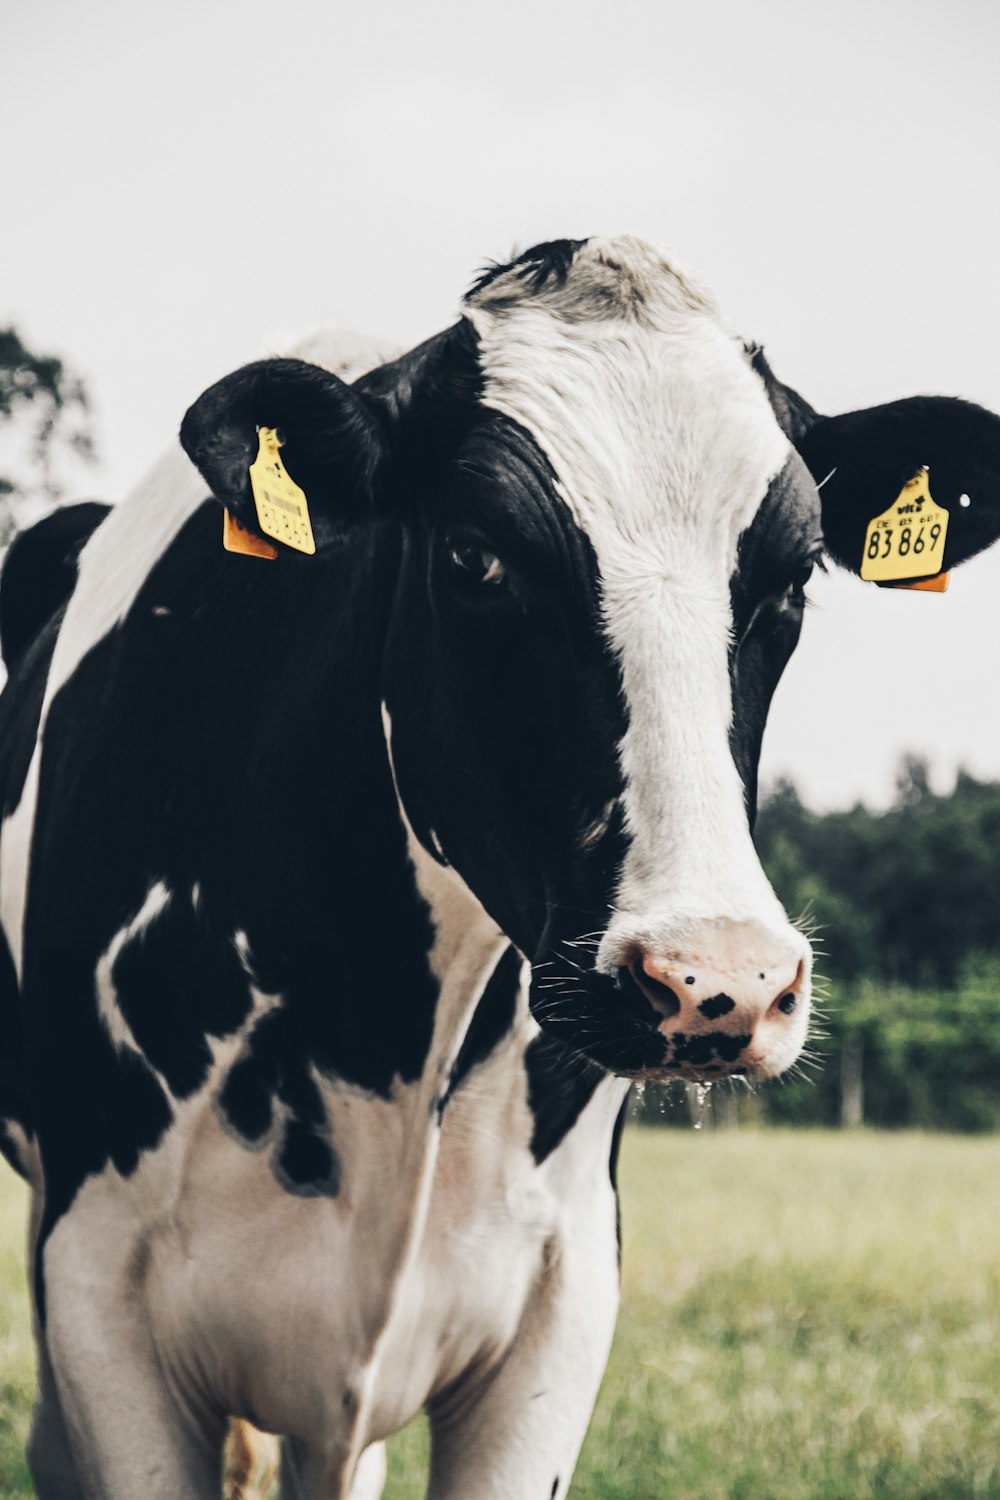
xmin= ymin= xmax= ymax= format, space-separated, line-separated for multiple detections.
xmin=448 ymin=541 xmax=507 ymax=588
xmin=788 ymin=563 xmax=813 ymax=597
xmin=786 ymin=552 xmax=824 ymax=601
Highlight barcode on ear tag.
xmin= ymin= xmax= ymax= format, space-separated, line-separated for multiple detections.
xmin=249 ymin=427 xmax=317 ymax=555
xmin=223 ymin=509 xmax=278 ymax=560
xmin=860 ymin=467 xmax=949 ymax=582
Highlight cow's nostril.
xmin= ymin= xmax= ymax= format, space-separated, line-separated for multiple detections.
xmin=625 ymin=960 xmax=681 ymax=1020
xmin=777 ymin=993 xmax=797 ymax=1015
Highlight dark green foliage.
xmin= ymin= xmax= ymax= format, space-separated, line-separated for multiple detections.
xmin=756 ymin=962 xmax=1000 ymax=1132
xmin=757 ymin=760 xmax=1000 ymax=988
xmin=758 ymin=762 xmax=1000 ymax=984
xmin=722 ymin=765 xmax=1000 ymax=1131
xmin=0 ymin=328 xmax=95 ymax=538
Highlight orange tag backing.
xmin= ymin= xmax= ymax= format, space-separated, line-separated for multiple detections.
xmin=861 ymin=467 xmax=949 ymax=583
xmin=223 ymin=509 xmax=278 ymax=560
xmin=248 ymin=427 xmax=316 ymax=555
xmin=885 ymin=570 xmax=950 ymax=593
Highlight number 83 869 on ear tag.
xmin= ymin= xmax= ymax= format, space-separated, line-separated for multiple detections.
xmin=860 ymin=467 xmax=949 ymax=584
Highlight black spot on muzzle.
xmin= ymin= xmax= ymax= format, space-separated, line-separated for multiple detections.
xmin=698 ymin=993 xmax=736 ymax=1019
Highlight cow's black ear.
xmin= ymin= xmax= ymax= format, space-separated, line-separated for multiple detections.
xmin=797 ymin=396 xmax=1000 ymax=576
xmin=180 ymin=358 xmax=386 ymax=551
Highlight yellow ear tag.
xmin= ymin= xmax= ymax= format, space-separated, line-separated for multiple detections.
xmin=860 ymin=467 xmax=949 ymax=584
xmin=222 ymin=508 xmax=278 ymax=560
xmin=248 ymin=426 xmax=317 ymax=555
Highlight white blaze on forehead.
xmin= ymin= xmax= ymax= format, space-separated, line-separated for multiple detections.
xmin=467 ymin=236 xmax=793 ymax=944
xmin=465 ymin=237 xmax=787 ymax=573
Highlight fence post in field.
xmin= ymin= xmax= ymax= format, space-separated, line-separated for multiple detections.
xmin=714 ymin=1087 xmax=739 ymax=1129
xmin=840 ymin=1033 xmax=865 ymax=1128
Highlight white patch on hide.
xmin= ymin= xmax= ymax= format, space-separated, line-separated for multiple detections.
xmin=467 ymin=236 xmax=795 ymax=958
xmin=0 ymin=1118 xmax=37 ymax=1182
xmin=0 ymin=751 xmax=41 ymax=979
xmin=95 ymin=881 xmax=172 ymax=1057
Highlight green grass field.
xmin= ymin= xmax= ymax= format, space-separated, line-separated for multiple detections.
xmin=2 ymin=1129 xmax=998 ymax=1498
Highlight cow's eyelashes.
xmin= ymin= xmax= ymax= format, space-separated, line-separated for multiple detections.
xmin=742 ymin=554 xmax=820 ymax=643
xmin=787 ymin=563 xmax=814 ymax=598
xmin=785 ymin=551 xmax=825 ymax=601
xmin=446 ymin=537 xmax=507 ymax=589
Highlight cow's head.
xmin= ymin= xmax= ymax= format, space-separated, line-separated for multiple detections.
xmin=181 ymin=236 xmax=1000 ymax=1086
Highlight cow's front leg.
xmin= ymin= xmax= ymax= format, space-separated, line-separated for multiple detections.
xmin=42 ymin=1243 xmax=226 ymax=1498
xmin=426 ymin=1207 xmax=620 ymax=1500
xmin=27 ymin=1338 xmax=85 ymax=1500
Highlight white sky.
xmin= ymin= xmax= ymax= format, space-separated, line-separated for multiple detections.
xmin=3 ymin=0 xmax=999 ymax=809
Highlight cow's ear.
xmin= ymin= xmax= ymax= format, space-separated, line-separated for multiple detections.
xmin=180 ymin=357 xmax=386 ymax=552
xmin=796 ymin=396 xmax=1000 ymax=576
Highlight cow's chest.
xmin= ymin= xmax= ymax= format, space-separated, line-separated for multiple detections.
xmin=42 ymin=1026 xmax=562 ymax=1450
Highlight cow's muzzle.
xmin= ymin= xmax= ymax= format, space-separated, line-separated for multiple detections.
xmin=531 ymin=917 xmax=812 ymax=1083
xmin=612 ymin=917 xmax=811 ymax=1082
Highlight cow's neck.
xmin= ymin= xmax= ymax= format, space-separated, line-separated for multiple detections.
xmin=185 ymin=513 xmax=532 ymax=1198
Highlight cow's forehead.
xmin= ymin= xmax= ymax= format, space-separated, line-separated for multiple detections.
xmin=464 ymin=236 xmax=790 ymax=581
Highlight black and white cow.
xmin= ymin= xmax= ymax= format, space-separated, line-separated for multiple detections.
xmin=2 ymin=236 xmax=999 ymax=1500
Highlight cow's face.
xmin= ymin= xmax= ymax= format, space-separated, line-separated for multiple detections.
xmin=181 ymin=236 xmax=1000 ymax=1086
xmin=376 ymin=242 xmax=819 ymax=1082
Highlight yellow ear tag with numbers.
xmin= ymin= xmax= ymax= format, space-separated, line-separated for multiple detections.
xmin=860 ymin=467 xmax=949 ymax=584
xmin=248 ymin=426 xmax=316 ymax=555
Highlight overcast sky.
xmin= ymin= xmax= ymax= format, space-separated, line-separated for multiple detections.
xmin=3 ymin=0 xmax=999 ymax=808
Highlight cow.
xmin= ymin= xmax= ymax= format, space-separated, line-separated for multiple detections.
xmin=1 ymin=235 xmax=998 ymax=1500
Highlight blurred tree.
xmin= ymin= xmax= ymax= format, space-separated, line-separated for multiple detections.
xmin=0 ymin=328 xmax=96 ymax=541
xmin=755 ymin=761 xmax=1000 ymax=988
